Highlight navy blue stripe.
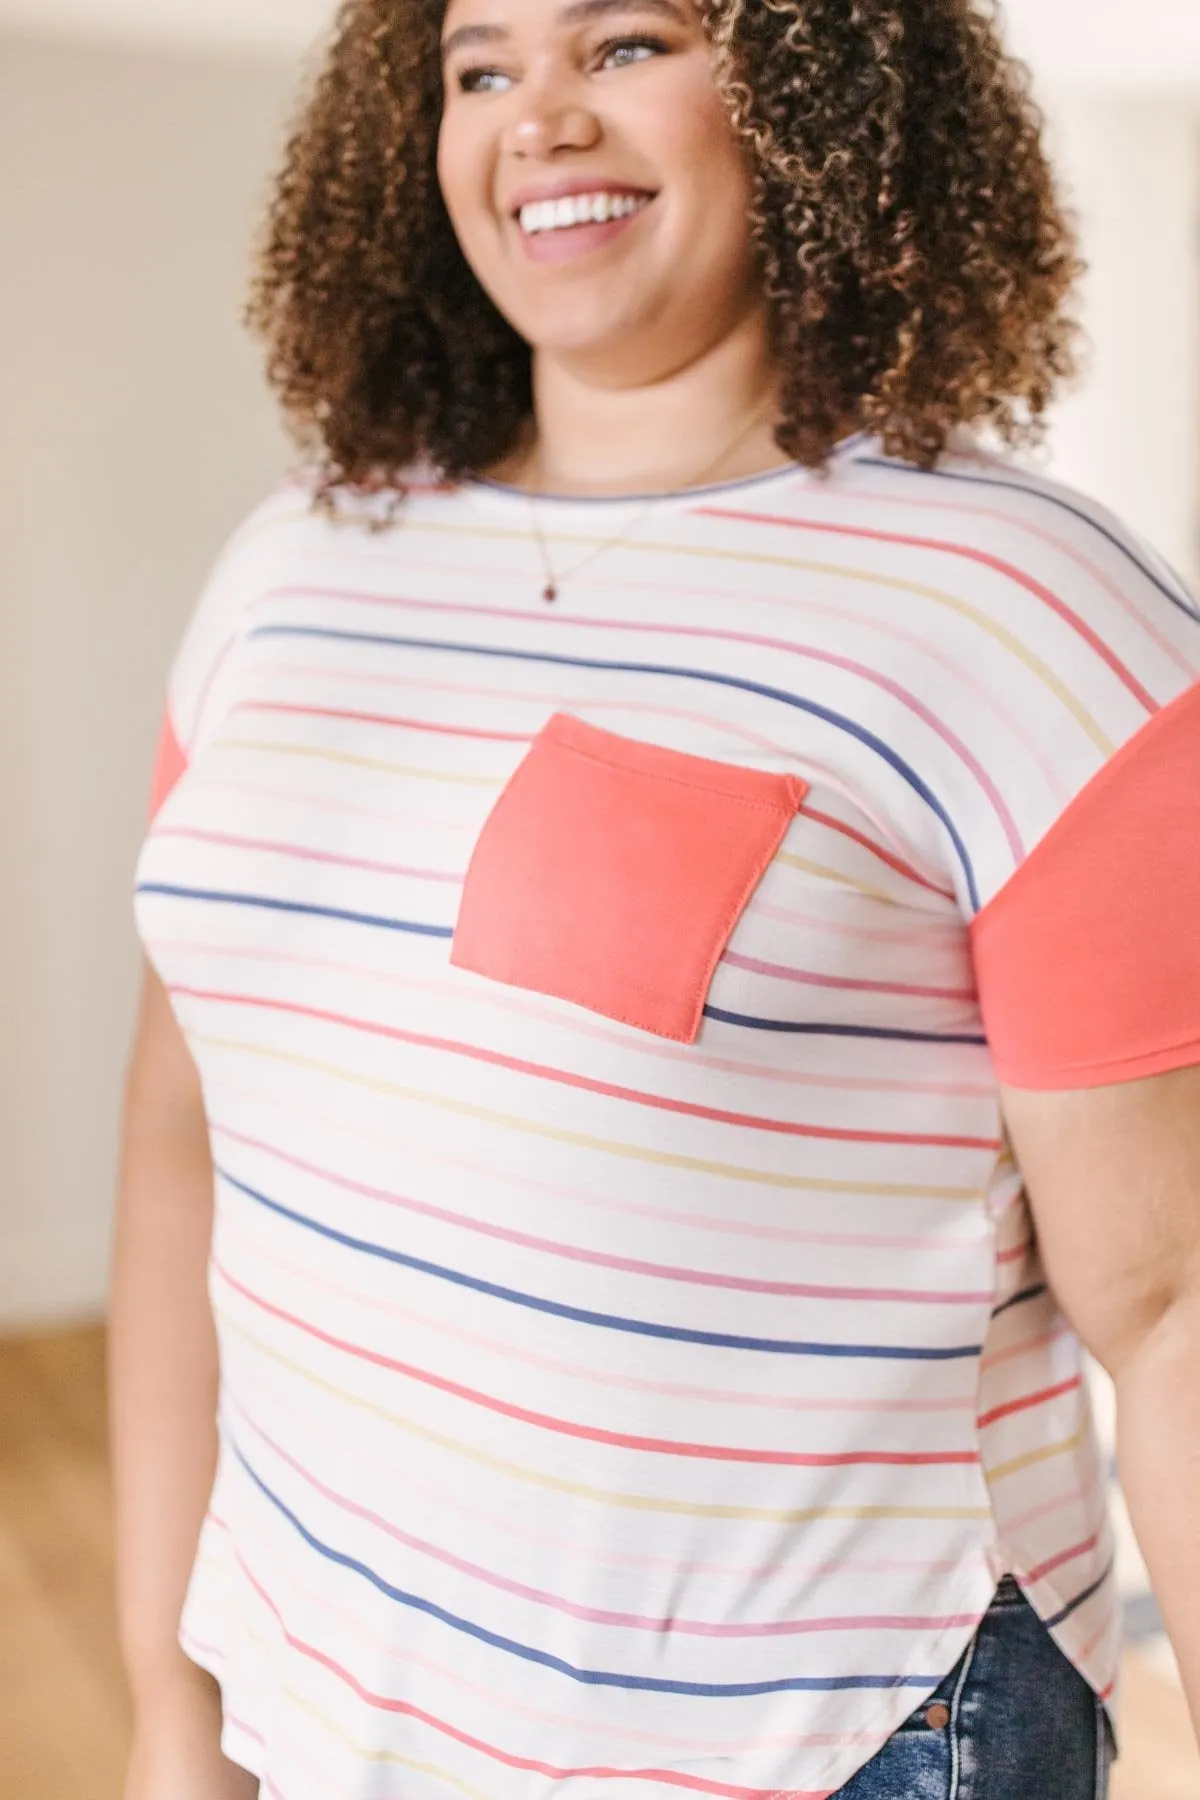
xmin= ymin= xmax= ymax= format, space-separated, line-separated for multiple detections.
xmin=248 ymin=623 xmax=981 ymax=909
xmin=1044 ymin=1562 xmax=1114 ymax=1630
xmin=703 ymin=1004 xmax=987 ymax=1046
xmin=990 ymin=1283 xmax=1048 ymax=1320
xmin=136 ymin=883 xmax=455 ymax=939
xmin=138 ymin=884 xmax=984 ymax=1046
xmin=233 ymin=1442 xmax=942 ymax=1696
xmin=217 ymin=1167 xmax=982 ymax=1363
xmin=858 ymin=457 xmax=1200 ymax=625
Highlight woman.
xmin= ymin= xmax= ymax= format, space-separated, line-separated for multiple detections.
xmin=111 ymin=0 xmax=1200 ymax=1796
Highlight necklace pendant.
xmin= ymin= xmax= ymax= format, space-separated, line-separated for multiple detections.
xmin=542 ymin=581 xmax=558 ymax=604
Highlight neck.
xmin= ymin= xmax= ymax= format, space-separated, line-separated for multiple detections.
xmin=499 ymin=309 xmax=787 ymax=498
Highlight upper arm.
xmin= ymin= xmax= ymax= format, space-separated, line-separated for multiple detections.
xmin=1000 ymin=1065 xmax=1200 ymax=1375
xmin=122 ymin=958 xmax=209 ymax=1158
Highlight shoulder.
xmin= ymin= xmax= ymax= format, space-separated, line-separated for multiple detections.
xmin=835 ymin=436 xmax=1200 ymax=702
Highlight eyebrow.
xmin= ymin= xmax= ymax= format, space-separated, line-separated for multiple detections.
xmin=441 ymin=0 xmax=690 ymax=63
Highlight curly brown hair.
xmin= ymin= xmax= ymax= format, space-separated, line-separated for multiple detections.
xmin=248 ymin=0 xmax=1082 ymax=499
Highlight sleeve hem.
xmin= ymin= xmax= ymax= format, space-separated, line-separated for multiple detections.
xmin=994 ymin=1033 xmax=1200 ymax=1092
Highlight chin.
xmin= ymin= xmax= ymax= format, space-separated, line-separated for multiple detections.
xmin=511 ymin=300 xmax=651 ymax=361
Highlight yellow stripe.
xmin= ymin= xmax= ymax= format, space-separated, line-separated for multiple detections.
xmin=985 ymin=1428 xmax=1086 ymax=1484
xmin=396 ymin=519 xmax=1115 ymax=754
xmin=195 ymin=1032 xmax=981 ymax=1202
xmin=775 ymin=850 xmax=900 ymax=905
xmin=213 ymin=737 xmax=503 ymax=788
xmin=228 ymin=504 xmax=1112 ymax=752
xmin=286 ymin=1689 xmax=492 ymax=1800
xmin=222 ymin=1314 xmax=992 ymax=1526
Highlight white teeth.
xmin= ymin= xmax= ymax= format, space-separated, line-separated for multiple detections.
xmin=518 ymin=192 xmax=650 ymax=235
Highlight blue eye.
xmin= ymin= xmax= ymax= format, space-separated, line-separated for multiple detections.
xmin=457 ymin=66 xmax=515 ymax=94
xmin=600 ymin=35 xmax=669 ymax=70
xmin=452 ymin=32 xmax=668 ymax=92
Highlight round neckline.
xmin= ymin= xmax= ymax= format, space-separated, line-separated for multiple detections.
xmin=464 ymin=431 xmax=869 ymax=510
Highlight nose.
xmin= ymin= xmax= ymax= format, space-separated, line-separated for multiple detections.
xmin=505 ymin=67 xmax=602 ymax=159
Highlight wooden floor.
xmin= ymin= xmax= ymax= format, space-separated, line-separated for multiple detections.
xmin=0 ymin=1325 xmax=1197 ymax=1800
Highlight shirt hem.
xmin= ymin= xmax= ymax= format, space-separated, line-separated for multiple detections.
xmin=180 ymin=1631 xmax=266 ymax=1784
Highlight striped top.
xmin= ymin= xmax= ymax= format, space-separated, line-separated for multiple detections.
xmin=135 ymin=435 xmax=1200 ymax=1800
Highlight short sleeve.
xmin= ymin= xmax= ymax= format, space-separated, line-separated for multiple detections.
xmin=970 ymin=680 xmax=1200 ymax=1087
xmin=144 ymin=483 xmax=307 ymax=823
xmin=913 ymin=455 xmax=1200 ymax=1090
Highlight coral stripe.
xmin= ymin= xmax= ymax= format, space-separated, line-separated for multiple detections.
xmin=696 ymin=505 xmax=1158 ymax=713
xmin=977 ymin=1376 xmax=1083 ymax=1429
xmin=216 ymin=1259 xmax=981 ymax=1466
xmin=268 ymin=584 xmax=1025 ymax=858
xmin=221 ymin=1311 xmax=996 ymax=1523
xmin=172 ymin=984 xmax=999 ymax=1152
xmin=237 ymin=1406 xmax=981 ymax=1638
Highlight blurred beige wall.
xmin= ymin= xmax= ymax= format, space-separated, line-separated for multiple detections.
xmin=0 ymin=30 xmax=293 ymax=1328
xmin=1046 ymin=96 xmax=1200 ymax=586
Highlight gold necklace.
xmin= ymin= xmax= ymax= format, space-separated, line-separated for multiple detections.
xmin=527 ymin=402 xmax=777 ymax=604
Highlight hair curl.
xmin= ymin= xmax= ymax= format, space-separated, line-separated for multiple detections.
xmin=248 ymin=0 xmax=1083 ymax=499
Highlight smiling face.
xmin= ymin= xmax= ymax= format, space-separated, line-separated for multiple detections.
xmin=437 ymin=0 xmax=764 ymax=383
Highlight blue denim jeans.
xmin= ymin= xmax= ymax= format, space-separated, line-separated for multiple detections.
xmin=832 ymin=1577 xmax=1116 ymax=1799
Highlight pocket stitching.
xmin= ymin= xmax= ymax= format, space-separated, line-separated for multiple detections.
xmin=454 ymin=723 xmax=807 ymax=1042
xmin=545 ymin=729 xmax=808 ymax=817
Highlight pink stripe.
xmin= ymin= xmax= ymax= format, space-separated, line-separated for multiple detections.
xmin=236 ymin=698 xmax=531 ymax=743
xmin=829 ymin=479 xmax=1197 ymax=681
xmin=220 ymin=1364 xmax=972 ymax=1592
xmin=175 ymin=983 xmax=1000 ymax=1153
xmin=209 ymin=1511 xmax=898 ymax=1760
xmin=229 ymin=1548 xmax=836 ymax=1800
xmin=800 ymin=802 xmax=954 ymax=899
xmin=215 ymin=1120 xmax=991 ymax=1305
xmin=265 ymin=584 xmax=1026 ymax=856
xmin=723 ymin=949 xmax=975 ymax=1003
xmin=696 ymin=504 xmax=1159 ymax=713
xmin=186 ymin=771 xmax=478 ymax=832
xmin=153 ymin=825 xmax=461 ymax=883
xmin=747 ymin=895 xmax=964 ymax=949
xmin=979 ymin=1323 xmax=1075 ymax=1371
xmin=235 ymin=1401 xmax=978 ymax=1640
xmin=215 ymin=1261 xmax=980 ymax=1468
xmin=158 ymin=931 xmax=991 ymax=1098
xmin=241 ymin=665 xmax=952 ymax=896
xmin=218 ymin=1166 xmax=985 ymax=1403
xmin=1001 ymin=1483 xmax=1093 ymax=1538
xmin=201 ymin=1063 xmax=993 ymax=1251
xmin=250 ymin=653 xmax=960 ymax=878
xmin=266 ymin=541 xmax=1073 ymax=811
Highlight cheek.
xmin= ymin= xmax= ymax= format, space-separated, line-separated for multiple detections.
xmin=639 ymin=81 xmax=754 ymax=255
xmin=436 ymin=113 xmax=488 ymax=249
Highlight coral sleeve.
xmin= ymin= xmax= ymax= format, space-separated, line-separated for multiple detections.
xmin=147 ymin=707 xmax=189 ymax=822
xmin=970 ymin=681 xmax=1200 ymax=1089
